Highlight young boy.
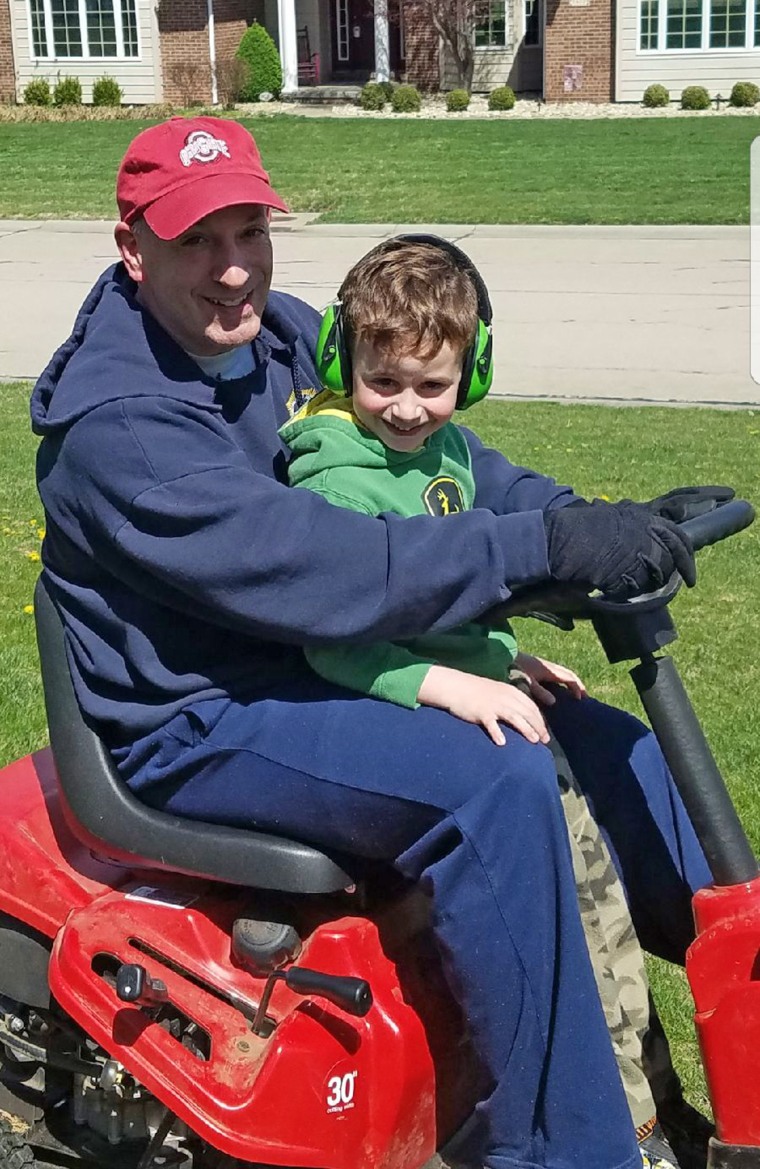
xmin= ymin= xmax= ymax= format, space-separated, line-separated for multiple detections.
xmin=279 ymin=236 xmax=684 ymax=1169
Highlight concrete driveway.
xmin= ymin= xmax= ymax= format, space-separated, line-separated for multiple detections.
xmin=1 ymin=217 xmax=756 ymax=407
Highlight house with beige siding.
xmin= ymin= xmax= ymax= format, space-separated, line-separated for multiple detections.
xmin=0 ymin=0 xmax=543 ymax=104
xmin=6 ymin=0 xmax=163 ymax=103
xmin=1 ymin=0 xmax=757 ymax=106
xmin=615 ymin=0 xmax=760 ymax=100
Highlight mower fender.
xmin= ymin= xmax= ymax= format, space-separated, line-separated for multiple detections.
xmin=0 ymin=750 xmax=131 ymax=939
xmin=688 ymin=878 xmax=760 ymax=1146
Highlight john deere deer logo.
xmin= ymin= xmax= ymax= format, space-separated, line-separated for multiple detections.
xmin=423 ymin=477 xmax=465 ymax=516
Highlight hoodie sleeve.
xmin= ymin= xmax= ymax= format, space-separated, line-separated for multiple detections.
xmin=55 ymin=398 xmax=553 ymax=647
xmin=305 ymin=642 xmax=434 ymax=708
xmin=461 ymin=426 xmax=583 ymax=514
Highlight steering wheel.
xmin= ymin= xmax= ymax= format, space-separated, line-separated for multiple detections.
xmin=492 ymin=497 xmax=755 ymax=627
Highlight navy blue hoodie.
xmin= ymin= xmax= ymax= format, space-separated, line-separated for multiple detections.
xmin=31 ymin=264 xmax=577 ymax=746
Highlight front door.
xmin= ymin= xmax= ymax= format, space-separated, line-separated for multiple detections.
xmin=328 ymin=0 xmax=406 ymax=82
xmin=330 ymin=0 xmax=376 ymax=78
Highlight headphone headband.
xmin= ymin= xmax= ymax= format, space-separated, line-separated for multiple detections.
xmin=316 ymin=234 xmax=494 ymax=411
xmin=390 ymin=233 xmax=493 ymax=328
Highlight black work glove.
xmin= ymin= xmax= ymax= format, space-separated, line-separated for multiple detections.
xmin=544 ymin=499 xmax=696 ymax=600
xmin=642 ymin=485 xmax=735 ymax=523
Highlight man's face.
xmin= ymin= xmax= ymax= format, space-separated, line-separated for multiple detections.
xmin=116 ymin=204 xmax=273 ymax=356
xmin=351 ymin=337 xmax=462 ymax=453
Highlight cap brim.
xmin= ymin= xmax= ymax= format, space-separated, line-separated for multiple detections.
xmin=143 ymin=171 xmax=289 ymax=239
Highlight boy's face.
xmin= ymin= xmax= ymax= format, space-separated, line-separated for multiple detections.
xmin=351 ymin=337 xmax=462 ymax=453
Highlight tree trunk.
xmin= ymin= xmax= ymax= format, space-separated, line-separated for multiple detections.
xmin=405 ymin=0 xmax=477 ymax=92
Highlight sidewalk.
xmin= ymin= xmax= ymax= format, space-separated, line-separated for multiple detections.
xmin=1 ymin=217 xmax=756 ymax=407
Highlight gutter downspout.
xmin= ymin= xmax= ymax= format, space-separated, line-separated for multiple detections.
xmin=207 ymin=0 xmax=218 ymax=105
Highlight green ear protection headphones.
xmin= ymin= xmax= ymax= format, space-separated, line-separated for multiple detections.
xmin=315 ymin=234 xmax=494 ymax=411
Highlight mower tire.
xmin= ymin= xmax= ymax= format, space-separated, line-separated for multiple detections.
xmin=0 ymin=1117 xmax=37 ymax=1168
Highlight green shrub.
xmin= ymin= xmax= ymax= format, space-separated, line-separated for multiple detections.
xmin=23 ymin=78 xmax=51 ymax=106
xmin=391 ymin=83 xmax=421 ymax=113
xmin=236 ymin=21 xmax=282 ymax=101
xmin=488 ymin=85 xmax=516 ymax=111
xmin=53 ymin=75 xmax=82 ymax=105
xmin=446 ymin=88 xmax=470 ymax=112
xmin=360 ymin=81 xmax=386 ymax=110
xmin=642 ymin=83 xmax=669 ymax=108
xmin=729 ymin=81 xmax=760 ymax=107
xmin=680 ymin=85 xmax=711 ymax=110
xmin=92 ymin=75 xmax=123 ymax=106
xmin=378 ymin=80 xmax=395 ymax=101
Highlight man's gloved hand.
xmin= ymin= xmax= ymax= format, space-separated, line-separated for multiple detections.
xmin=543 ymin=499 xmax=696 ymax=600
xmin=642 ymin=485 xmax=735 ymax=523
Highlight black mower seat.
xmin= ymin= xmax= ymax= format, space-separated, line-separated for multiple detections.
xmin=34 ymin=576 xmax=354 ymax=895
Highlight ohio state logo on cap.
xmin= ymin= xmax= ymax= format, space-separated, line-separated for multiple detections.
xmin=179 ymin=130 xmax=231 ymax=168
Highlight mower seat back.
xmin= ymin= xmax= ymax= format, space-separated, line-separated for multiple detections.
xmin=33 ymin=576 xmax=354 ymax=894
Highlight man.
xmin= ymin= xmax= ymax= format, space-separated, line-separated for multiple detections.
xmin=32 ymin=116 xmax=710 ymax=1169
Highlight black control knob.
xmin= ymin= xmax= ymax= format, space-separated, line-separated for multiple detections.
xmin=284 ymin=968 xmax=372 ymax=1017
xmin=115 ymin=963 xmax=168 ymax=1005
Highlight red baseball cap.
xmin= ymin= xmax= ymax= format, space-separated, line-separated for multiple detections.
xmin=116 ymin=116 xmax=289 ymax=239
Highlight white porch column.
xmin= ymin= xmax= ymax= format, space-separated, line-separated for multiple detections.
xmin=207 ymin=0 xmax=218 ymax=104
xmin=374 ymin=0 xmax=390 ymax=82
xmin=277 ymin=0 xmax=298 ymax=94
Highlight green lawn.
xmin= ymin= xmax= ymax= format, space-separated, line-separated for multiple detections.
xmin=0 ymin=115 xmax=758 ymax=223
xmin=2 ymin=380 xmax=759 ymax=1110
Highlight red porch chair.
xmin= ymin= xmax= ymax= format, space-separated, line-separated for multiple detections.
xmin=297 ymin=26 xmax=320 ymax=86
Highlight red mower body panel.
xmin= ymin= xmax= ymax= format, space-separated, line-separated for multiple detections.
xmin=0 ymin=748 xmax=128 ymax=936
xmin=688 ymin=877 xmax=760 ymax=1146
xmin=0 ymin=748 xmax=479 ymax=1168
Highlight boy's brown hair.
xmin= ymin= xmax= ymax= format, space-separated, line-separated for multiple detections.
xmin=338 ymin=239 xmax=478 ymax=361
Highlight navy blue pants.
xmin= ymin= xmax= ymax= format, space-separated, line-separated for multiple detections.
xmin=118 ymin=684 xmax=711 ymax=1169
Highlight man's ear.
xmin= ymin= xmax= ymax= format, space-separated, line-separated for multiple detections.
xmin=114 ymin=221 xmax=144 ymax=284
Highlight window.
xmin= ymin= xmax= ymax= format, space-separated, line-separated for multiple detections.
xmin=121 ymin=0 xmax=137 ymax=54
xmin=27 ymin=0 xmax=139 ymax=57
xmin=641 ymin=0 xmax=760 ymax=47
xmin=475 ymin=0 xmax=508 ymax=47
xmin=50 ymin=0 xmax=82 ymax=56
xmin=709 ymin=0 xmax=746 ymax=45
xmin=335 ymin=0 xmax=349 ymax=61
xmin=524 ymin=0 xmax=541 ymax=45
xmin=29 ymin=0 xmax=47 ymax=55
xmin=640 ymin=0 xmax=658 ymax=48
xmin=86 ymin=0 xmax=117 ymax=56
xmin=665 ymin=0 xmax=702 ymax=48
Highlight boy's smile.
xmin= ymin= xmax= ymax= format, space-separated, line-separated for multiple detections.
xmin=351 ymin=338 xmax=462 ymax=452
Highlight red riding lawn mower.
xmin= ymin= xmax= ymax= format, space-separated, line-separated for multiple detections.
xmin=0 ymin=499 xmax=758 ymax=1169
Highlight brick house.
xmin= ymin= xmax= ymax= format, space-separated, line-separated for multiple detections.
xmin=4 ymin=0 xmax=760 ymax=105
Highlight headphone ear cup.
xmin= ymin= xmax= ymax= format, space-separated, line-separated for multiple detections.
xmin=457 ymin=320 xmax=494 ymax=410
xmin=316 ymin=304 xmax=352 ymax=396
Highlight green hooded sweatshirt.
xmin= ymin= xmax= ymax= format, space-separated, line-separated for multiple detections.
xmin=280 ymin=390 xmax=517 ymax=709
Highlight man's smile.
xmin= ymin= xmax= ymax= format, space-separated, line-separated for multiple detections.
xmin=204 ymin=293 xmax=251 ymax=308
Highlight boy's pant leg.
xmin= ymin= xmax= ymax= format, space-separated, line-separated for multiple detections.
xmin=559 ymin=769 xmax=656 ymax=1134
xmin=119 ymin=681 xmax=640 ymax=1169
xmin=545 ymin=693 xmax=712 ymax=965
xmin=510 ymin=673 xmax=656 ymax=1132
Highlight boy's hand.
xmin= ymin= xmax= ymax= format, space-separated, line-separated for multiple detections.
xmin=513 ymin=652 xmax=587 ymax=706
xmin=417 ymin=665 xmax=550 ymax=748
